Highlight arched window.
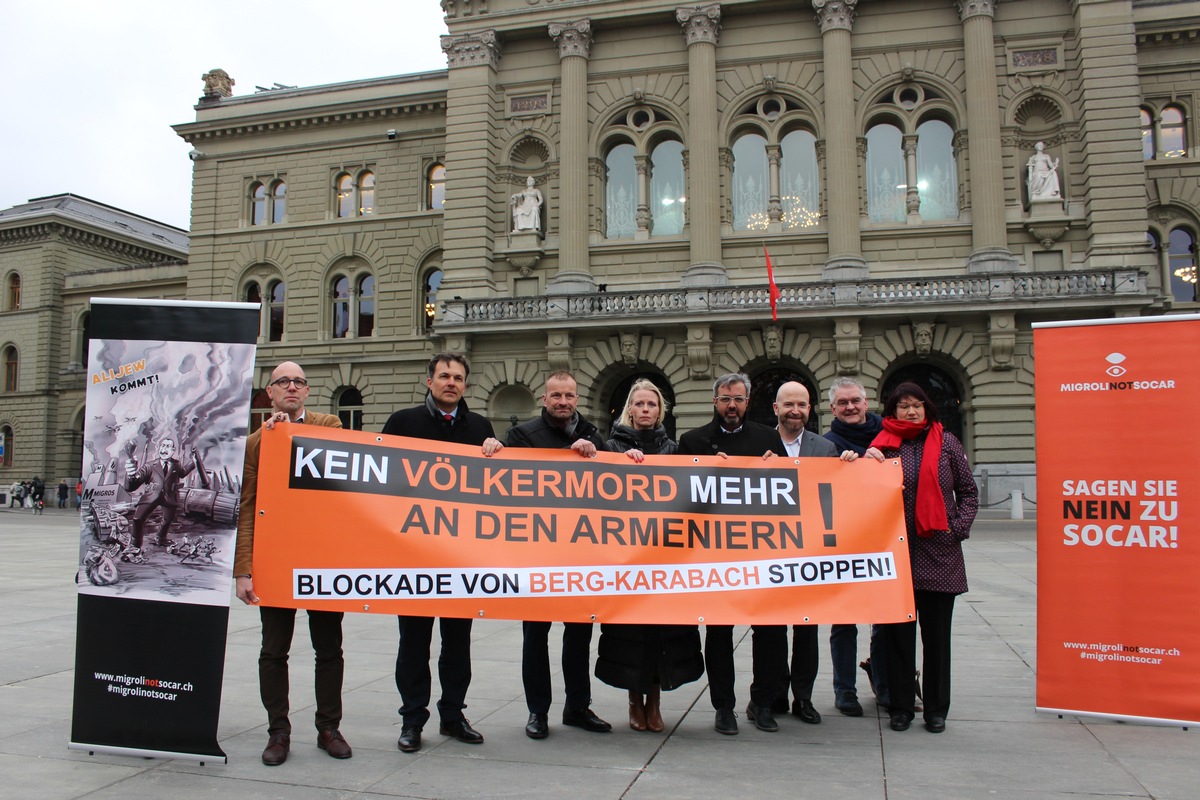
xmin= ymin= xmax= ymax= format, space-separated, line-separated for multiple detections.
xmin=336 ymin=170 xmax=376 ymax=217
xmin=267 ymin=280 xmax=285 ymax=342
xmin=357 ymin=275 xmax=375 ymax=338
xmin=1160 ymin=106 xmax=1187 ymax=158
xmin=250 ymin=182 xmax=267 ymax=225
xmin=650 ymin=140 xmax=686 ymax=236
xmin=3 ymin=346 xmax=17 ymax=393
xmin=428 ymin=163 xmax=446 ymax=210
xmin=607 ymin=373 xmax=678 ymax=440
xmin=881 ymin=365 xmax=965 ymax=446
xmin=915 ymin=119 xmax=958 ymax=221
xmin=246 ymin=283 xmax=261 ymax=305
xmin=6 ymin=273 xmax=21 ymax=311
xmin=605 ymin=143 xmax=637 ymax=238
xmin=423 ymin=268 xmax=444 ymax=332
xmin=359 ymin=171 xmax=376 ymax=215
xmin=732 ymin=132 xmax=769 ymax=230
xmin=271 ymin=180 xmax=287 ymax=223
xmin=1168 ymin=228 xmax=1197 ymax=303
xmin=331 ymin=275 xmax=351 ymax=338
xmin=330 ymin=268 xmax=375 ymax=338
xmin=337 ymin=387 xmax=365 ymax=431
xmin=780 ymin=130 xmax=819 ymax=229
xmin=249 ymin=389 xmax=272 ymax=434
xmin=1 ymin=424 xmax=12 ymax=467
xmin=1141 ymin=108 xmax=1155 ymax=160
xmin=866 ymin=123 xmax=906 ymax=223
xmin=336 ymin=174 xmax=355 ymax=218
xmin=747 ymin=367 xmax=820 ymax=432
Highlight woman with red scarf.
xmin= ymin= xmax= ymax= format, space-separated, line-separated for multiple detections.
xmin=864 ymin=382 xmax=978 ymax=734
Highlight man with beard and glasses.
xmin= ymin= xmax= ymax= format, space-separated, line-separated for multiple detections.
xmin=677 ymin=372 xmax=785 ymax=735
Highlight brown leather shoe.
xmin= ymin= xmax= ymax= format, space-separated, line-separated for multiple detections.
xmin=628 ymin=690 xmax=647 ymax=731
xmin=261 ymin=732 xmax=290 ymax=766
xmin=644 ymin=686 xmax=665 ymax=733
xmin=317 ymin=728 xmax=352 ymax=759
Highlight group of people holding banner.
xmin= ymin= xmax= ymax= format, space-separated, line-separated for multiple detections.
xmin=234 ymin=352 xmax=977 ymax=765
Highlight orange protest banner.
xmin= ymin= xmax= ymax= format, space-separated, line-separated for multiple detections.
xmin=251 ymin=424 xmax=914 ymax=626
xmin=1034 ymin=316 xmax=1200 ymax=726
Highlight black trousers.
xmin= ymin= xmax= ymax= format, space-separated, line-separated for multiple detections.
xmin=522 ymin=621 xmax=593 ymax=714
xmin=705 ymin=624 xmax=791 ymax=710
xmin=741 ymin=624 xmax=818 ymax=707
xmin=882 ymin=590 xmax=956 ymax=721
xmin=395 ymin=615 xmax=473 ymax=728
xmin=258 ymin=606 xmax=345 ymax=736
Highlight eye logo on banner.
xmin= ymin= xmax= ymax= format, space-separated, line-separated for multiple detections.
xmin=1105 ymin=353 xmax=1127 ymax=378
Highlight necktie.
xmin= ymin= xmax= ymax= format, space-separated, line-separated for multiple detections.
xmin=443 ymin=413 xmax=454 ymax=423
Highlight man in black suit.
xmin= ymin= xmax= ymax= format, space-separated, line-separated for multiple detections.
xmin=506 ymin=370 xmax=612 ymax=739
xmin=382 ymin=352 xmax=506 ymax=754
xmin=124 ymin=436 xmax=195 ymax=558
xmin=677 ymin=372 xmax=787 ymax=735
xmin=746 ymin=381 xmax=839 ymax=733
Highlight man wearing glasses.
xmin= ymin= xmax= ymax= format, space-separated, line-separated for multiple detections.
xmin=677 ymin=372 xmax=786 ymax=735
xmin=234 ymin=362 xmax=353 ymax=765
xmin=506 ymin=370 xmax=612 ymax=740
xmin=823 ymin=376 xmax=887 ymax=716
xmin=382 ymin=352 xmax=505 ymax=754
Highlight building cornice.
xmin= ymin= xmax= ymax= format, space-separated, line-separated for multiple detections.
xmin=0 ymin=222 xmax=185 ymax=264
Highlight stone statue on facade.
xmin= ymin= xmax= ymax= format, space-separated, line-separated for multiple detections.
xmin=763 ymin=324 xmax=782 ymax=361
xmin=913 ymin=321 xmax=934 ymax=357
xmin=1026 ymin=141 xmax=1061 ymax=201
xmin=620 ymin=333 xmax=639 ymax=365
xmin=510 ymin=176 xmax=544 ymax=232
xmin=201 ymin=69 xmax=235 ymax=98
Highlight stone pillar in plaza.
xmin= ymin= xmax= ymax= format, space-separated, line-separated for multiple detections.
xmin=677 ymin=4 xmax=727 ymax=287
xmin=957 ymin=0 xmax=1019 ymax=273
xmin=440 ymin=31 xmax=503 ymax=296
xmin=814 ymin=0 xmax=868 ymax=279
xmin=547 ymin=19 xmax=597 ymax=294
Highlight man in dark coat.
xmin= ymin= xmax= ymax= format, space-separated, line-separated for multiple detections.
xmin=506 ymin=369 xmax=612 ymax=740
xmin=824 ymin=376 xmax=888 ymax=715
xmin=677 ymin=372 xmax=786 ymax=736
xmin=382 ymin=353 xmax=505 ymax=754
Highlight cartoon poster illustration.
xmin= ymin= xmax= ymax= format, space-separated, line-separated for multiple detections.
xmin=77 ymin=339 xmax=253 ymax=606
xmin=70 ymin=299 xmax=258 ymax=763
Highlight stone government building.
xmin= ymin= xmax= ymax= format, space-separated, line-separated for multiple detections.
xmin=3 ymin=0 xmax=1199 ymax=504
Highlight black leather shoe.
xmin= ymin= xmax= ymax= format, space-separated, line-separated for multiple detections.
xmin=261 ymin=732 xmax=290 ymax=766
xmin=525 ymin=712 xmax=549 ymax=739
xmin=714 ymin=708 xmax=738 ymax=735
xmin=397 ymin=725 xmax=422 ymax=752
xmin=890 ymin=713 xmax=912 ymax=732
xmin=317 ymin=728 xmax=352 ymax=759
xmin=440 ymin=718 xmax=484 ymax=744
xmin=562 ymin=708 xmax=612 ymax=732
xmin=792 ymin=699 xmax=822 ymax=724
xmin=924 ymin=716 xmax=946 ymax=733
xmin=836 ymin=695 xmax=864 ymax=717
xmin=745 ymin=701 xmax=779 ymax=733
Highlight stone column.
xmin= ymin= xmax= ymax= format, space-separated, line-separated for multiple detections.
xmin=440 ymin=31 xmax=502 ymax=296
xmin=814 ymin=0 xmax=868 ymax=279
xmin=678 ymin=5 xmax=727 ymax=287
xmin=1069 ymin=0 xmax=1156 ymax=273
xmin=956 ymin=0 xmax=1019 ymax=272
xmin=548 ymin=20 xmax=596 ymax=294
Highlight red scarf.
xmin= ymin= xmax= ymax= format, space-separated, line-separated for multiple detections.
xmin=870 ymin=418 xmax=948 ymax=538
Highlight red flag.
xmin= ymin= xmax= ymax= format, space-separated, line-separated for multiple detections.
xmin=764 ymin=246 xmax=781 ymax=321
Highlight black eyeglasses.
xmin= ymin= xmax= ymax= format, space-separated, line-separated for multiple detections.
xmin=270 ymin=377 xmax=309 ymax=388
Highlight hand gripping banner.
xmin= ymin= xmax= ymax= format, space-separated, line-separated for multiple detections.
xmin=252 ymin=425 xmax=914 ymax=626
xmin=70 ymin=298 xmax=259 ymax=763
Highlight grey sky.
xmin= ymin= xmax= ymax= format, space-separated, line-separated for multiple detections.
xmin=2 ymin=1 xmax=448 ymax=231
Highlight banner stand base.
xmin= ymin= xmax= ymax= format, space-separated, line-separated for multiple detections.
xmin=68 ymin=741 xmax=227 ymax=765
xmin=1035 ymin=706 xmax=1195 ymax=730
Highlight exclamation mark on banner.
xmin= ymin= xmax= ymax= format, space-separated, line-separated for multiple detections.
xmin=819 ymin=483 xmax=835 ymax=547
